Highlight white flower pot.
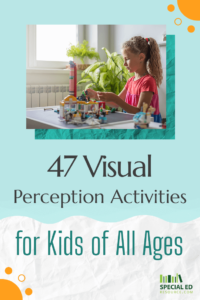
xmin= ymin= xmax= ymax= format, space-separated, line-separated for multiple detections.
xmin=73 ymin=57 xmax=97 ymax=65
xmin=73 ymin=57 xmax=84 ymax=64
xmin=84 ymin=57 xmax=97 ymax=64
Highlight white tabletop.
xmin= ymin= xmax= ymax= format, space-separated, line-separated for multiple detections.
xmin=26 ymin=107 xmax=162 ymax=130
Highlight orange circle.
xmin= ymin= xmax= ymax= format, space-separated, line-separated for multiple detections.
xmin=0 ymin=279 xmax=23 ymax=300
xmin=167 ymin=4 xmax=175 ymax=12
xmin=178 ymin=0 xmax=200 ymax=21
xmin=18 ymin=274 xmax=26 ymax=282
xmin=5 ymin=267 xmax=12 ymax=275
xmin=188 ymin=25 xmax=195 ymax=33
xmin=174 ymin=18 xmax=182 ymax=26
xmin=25 ymin=288 xmax=33 ymax=296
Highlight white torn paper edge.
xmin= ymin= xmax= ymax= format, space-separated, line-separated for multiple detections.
xmin=0 ymin=216 xmax=199 ymax=299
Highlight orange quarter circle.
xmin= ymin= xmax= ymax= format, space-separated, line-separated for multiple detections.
xmin=0 ymin=279 xmax=23 ymax=300
xmin=177 ymin=0 xmax=200 ymax=21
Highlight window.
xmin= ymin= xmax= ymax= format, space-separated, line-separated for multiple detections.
xmin=27 ymin=25 xmax=84 ymax=69
xmin=36 ymin=25 xmax=77 ymax=62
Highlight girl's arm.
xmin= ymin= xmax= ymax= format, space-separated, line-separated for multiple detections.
xmin=118 ymin=87 xmax=127 ymax=101
xmin=106 ymin=88 xmax=127 ymax=108
xmin=86 ymin=88 xmax=127 ymax=109
xmin=97 ymin=91 xmax=153 ymax=114
xmin=86 ymin=88 xmax=127 ymax=100
xmin=101 ymin=88 xmax=128 ymax=108
xmin=137 ymin=91 xmax=153 ymax=110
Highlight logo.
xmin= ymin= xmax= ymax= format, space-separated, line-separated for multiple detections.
xmin=160 ymin=273 xmax=182 ymax=284
xmin=159 ymin=273 xmax=193 ymax=295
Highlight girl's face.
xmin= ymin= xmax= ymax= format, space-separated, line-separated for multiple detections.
xmin=122 ymin=48 xmax=144 ymax=73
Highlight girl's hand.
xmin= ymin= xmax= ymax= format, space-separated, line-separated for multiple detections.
xmin=97 ymin=92 xmax=112 ymax=102
xmin=85 ymin=89 xmax=97 ymax=99
xmin=97 ymin=92 xmax=119 ymax=108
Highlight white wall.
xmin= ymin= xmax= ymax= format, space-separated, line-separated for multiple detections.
xmin=85 ymin=25 xmax=110 ymax=62
xmin=110 ymin=25 xmax=166 ymax=118
xmin=110 ymin=25 xmax=166 ymax=53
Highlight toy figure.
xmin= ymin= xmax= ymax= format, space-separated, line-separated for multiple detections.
xmin=133 ymin=103 xmax=156 ymax=129
xmin=77 ymin=91 xmax=90 ymax=102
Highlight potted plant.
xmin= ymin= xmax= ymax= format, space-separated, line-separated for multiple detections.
xmin=78 ymin=47 xmax=134 ymax=108
xmin=66 ymin=40 xmax=100 ymax=66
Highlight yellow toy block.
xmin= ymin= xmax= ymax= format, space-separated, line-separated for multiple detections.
xmin=143 ymin=103 xmax=148 ymax=113
xmin=64 ymin=95 xmax=77 ymax=102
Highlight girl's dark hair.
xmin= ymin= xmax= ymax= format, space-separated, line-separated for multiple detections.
xmin=122 ymin=36 xmax=163 ymax=87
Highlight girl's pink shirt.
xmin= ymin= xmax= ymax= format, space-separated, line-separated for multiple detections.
xmin=125 ymin=75 xmax=160 ymax=115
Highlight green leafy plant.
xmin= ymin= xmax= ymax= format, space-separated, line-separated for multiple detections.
xmin=78 ymin=47 xmax=134 ymax=95
xmin=66 ymin=40 xmax=100 ymax=64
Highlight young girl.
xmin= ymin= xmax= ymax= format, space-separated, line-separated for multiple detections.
xmin=86 ymin=36 xmax=163 ymax=122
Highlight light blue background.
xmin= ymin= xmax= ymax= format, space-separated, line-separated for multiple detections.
xmin=1 ymin=0 xmax=200 ymax=223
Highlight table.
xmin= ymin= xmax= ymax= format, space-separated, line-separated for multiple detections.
xmin=26 ymin=107 xmax=162 ymax=130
